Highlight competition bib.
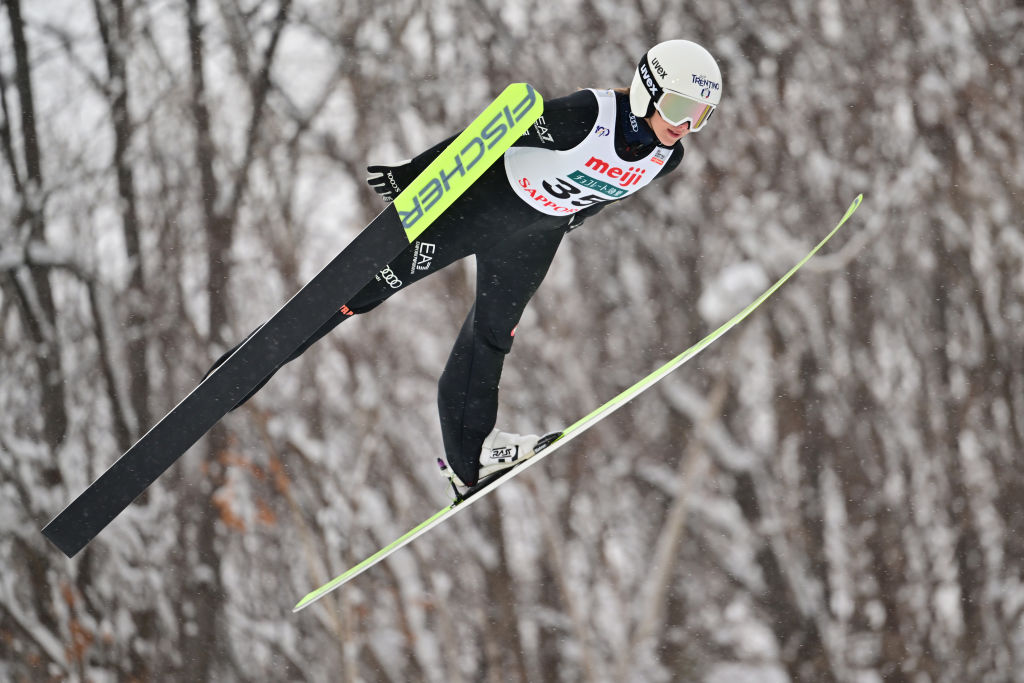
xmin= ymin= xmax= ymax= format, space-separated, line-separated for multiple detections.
xmin=504 ymin=89 xmax=672 ymax=216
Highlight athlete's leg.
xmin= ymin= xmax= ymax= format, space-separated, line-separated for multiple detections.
xmin=209 ymin=234 xmax=475 ymax=410
xmin=205 ymin=306 xmax=355 ymax=411
xmin=437 ymin=225 xmax=567 ymax=485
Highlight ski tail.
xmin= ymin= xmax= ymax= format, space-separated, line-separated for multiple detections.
xmin=294 ymin=432 xmax=562 ymax=612
xmin=293 ymin=507 xmax=453 ymax=612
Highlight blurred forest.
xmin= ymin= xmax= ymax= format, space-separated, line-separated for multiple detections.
xmin=2 ymin=0 xmax=1023 ymax=681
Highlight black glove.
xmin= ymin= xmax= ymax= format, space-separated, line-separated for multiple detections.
xmin=366 ymin=160 xmax=415 ymax=202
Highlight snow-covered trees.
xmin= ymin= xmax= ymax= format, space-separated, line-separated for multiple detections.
xmin=2 ymin=1 xmax=1022 ymax=681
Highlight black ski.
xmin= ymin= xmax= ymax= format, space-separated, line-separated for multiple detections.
xmin=42 ymin=83 xmax=544 ymax=558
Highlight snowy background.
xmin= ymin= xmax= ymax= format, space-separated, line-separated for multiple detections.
xmin=2 ymin=0 xmax=1023 ymax=681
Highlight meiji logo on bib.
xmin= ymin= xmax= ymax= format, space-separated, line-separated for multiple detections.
xmin=582 ymin=157 xmax=647 ymax=187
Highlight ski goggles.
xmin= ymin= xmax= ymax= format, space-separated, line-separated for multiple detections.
xmin=654 ymin=91 xmax=716 ymax=131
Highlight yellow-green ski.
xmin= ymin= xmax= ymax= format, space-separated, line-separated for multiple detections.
xmin=294 ymin=194 xmax=864 ymax=613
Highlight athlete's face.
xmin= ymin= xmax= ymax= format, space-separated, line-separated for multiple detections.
xmin=647 ymin=111 xmax=690 ymax=146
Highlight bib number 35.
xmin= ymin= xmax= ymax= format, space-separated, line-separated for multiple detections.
xmin=541 ymin=178 xmax=604 ymax=207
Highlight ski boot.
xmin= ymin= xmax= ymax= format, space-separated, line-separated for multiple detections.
xmin=439 ymin=429 xmax=562 ymax=501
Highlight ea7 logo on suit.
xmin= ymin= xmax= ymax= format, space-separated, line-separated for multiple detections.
xmin=532 ymin=116 xmax=554 ymax=144
xmin=411 ymin=242 xmax=437 ymax=274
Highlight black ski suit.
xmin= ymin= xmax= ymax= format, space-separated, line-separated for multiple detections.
xmin=214 ymin=89 xmax=683 ymax=485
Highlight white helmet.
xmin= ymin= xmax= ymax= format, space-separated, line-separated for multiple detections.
xmin=629 ymin=40 xmax=722 ymax=132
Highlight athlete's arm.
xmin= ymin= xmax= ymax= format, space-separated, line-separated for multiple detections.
xmin=512 ymin=89 xmax=599 ymax=151
xmin=410 ymin=89 xmax=599 ymax=162
xmin=371 ymin=90 xmax=599 ymax=195
xmin=372 ymin=89 xmax=680 ymax=209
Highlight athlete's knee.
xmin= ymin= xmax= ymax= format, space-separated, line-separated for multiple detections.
xmin=281 ymin=307 xmax=352 ymax=363
xmin=344 ymin=290 xmax=388 ymax=315
xmin=478 ymin=320 xmax=518 ymax=355
xmin=341 ymin=300 xmax=384 ymax=315
xmin=345 ymin=266 xmax=404 ymax=313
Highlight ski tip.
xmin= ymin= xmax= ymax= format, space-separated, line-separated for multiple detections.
xmin=293 ymin=595 xmax=316 ymax=613
xmin=845 ymin=194 xmax=863 ymax=219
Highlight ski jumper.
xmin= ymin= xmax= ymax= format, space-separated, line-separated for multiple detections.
xmin=220 ymin=89 xmax=684 ymax=486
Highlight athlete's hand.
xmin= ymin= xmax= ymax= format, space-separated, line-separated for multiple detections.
xmin=366 ymin=160 xmax=414 ymax=202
